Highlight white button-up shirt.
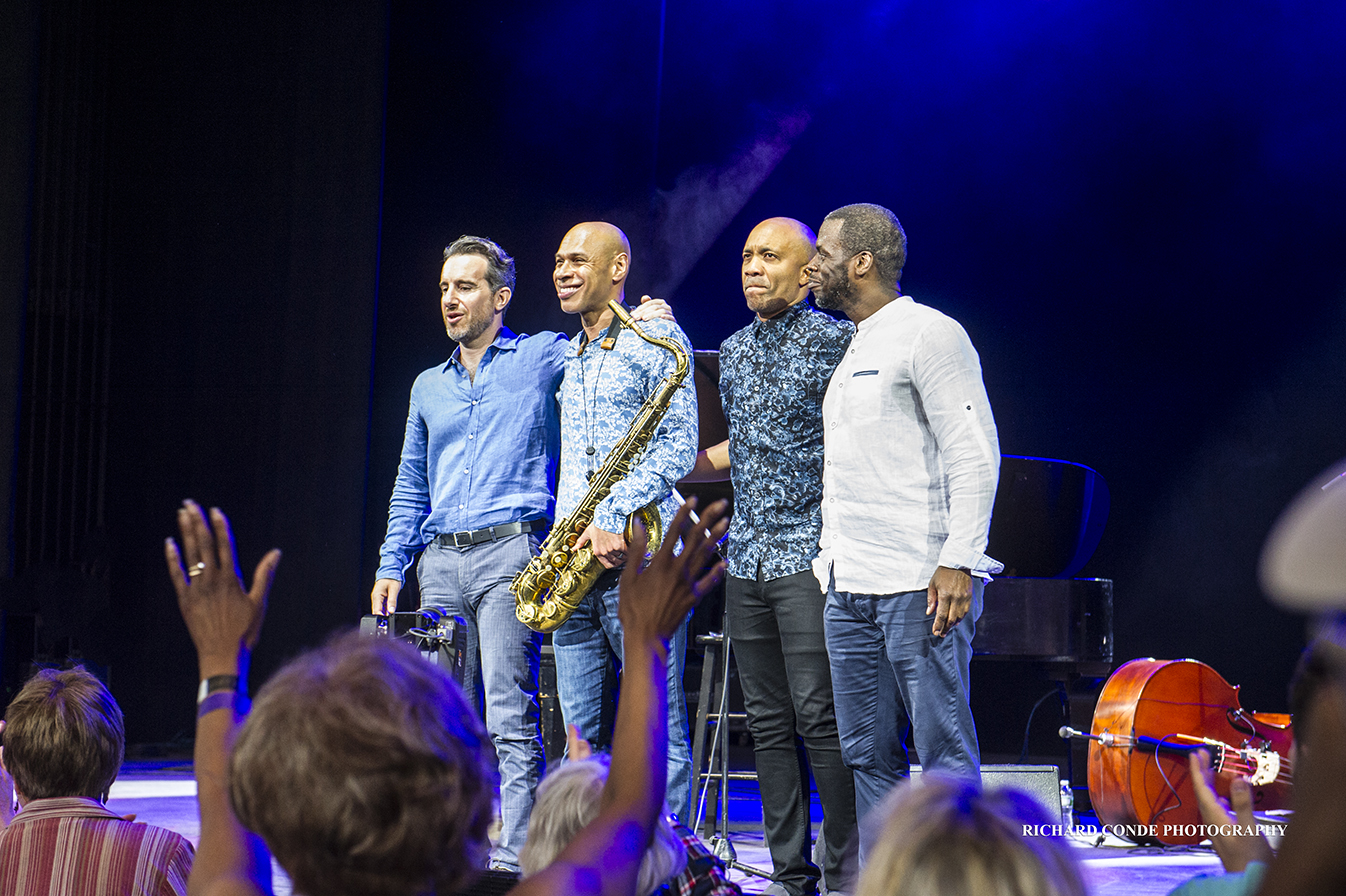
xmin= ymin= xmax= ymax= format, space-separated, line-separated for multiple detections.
xmin=813 ymin=295 xmax=1003 ymax=595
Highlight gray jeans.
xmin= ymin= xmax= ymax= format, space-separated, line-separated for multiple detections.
xmin=417 ymin=532 xmax=544 ymax=870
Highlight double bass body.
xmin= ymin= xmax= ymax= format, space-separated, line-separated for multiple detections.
xmin=1087 ymin=658 xmax=1293 ymax=845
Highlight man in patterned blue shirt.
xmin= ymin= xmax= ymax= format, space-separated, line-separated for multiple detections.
xmin=687 ymin=218 xmax=856 ymax=896
xmin=551 ymin=221 xmax=700 ymax=823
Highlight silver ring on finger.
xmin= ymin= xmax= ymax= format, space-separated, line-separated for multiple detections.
xmin=188 ymin=562 xmax=207 ymax=578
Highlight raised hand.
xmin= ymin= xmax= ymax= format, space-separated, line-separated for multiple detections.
xmin=1187 ymin=748 xmax=1273 ymax=872
xmin=165 ymin=500 xmax=281 ymax=678
xmin=566 ymin=724 xmax=594 ymax=762
xmin=618 ymin=498 xmax=728 ymax=647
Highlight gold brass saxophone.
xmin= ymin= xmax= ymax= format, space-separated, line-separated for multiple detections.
xmin=511 ymin=300 xmax=691 ymax=633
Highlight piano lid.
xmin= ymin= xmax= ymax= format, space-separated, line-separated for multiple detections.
xmin=987 ymin=456 xmax=1110 ymax=579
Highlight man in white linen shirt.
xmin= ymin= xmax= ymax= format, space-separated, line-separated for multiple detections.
xmin=805 ymin=203 xmax=1003 ymax=860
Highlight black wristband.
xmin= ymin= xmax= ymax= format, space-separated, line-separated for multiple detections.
xmin=197 ymin=674 xmax=240 ymax=704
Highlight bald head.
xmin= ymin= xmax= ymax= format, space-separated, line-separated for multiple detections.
xmin=742 ymin=217 xmax=817 ymax=320
xmin=568 ymin=221 xmax=631 ymax=259
xmin=555 ymin=221 xmax=631 ymax=318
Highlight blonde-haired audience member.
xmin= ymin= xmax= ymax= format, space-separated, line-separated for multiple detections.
xmin=855 ymin=775 xmax=1086 ymax=896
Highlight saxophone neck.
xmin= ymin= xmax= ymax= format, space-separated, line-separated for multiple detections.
xmin=607 ymin=300 xmax=690 ymax=377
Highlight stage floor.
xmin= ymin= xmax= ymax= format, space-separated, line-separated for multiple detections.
xmin=109 ymin=762 xmax=1226 ymax=895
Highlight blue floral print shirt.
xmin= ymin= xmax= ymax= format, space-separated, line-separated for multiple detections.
xmin=719 ymin=301 xmax=853 ymax=580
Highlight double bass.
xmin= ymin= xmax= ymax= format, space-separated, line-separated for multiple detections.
xmin=1086 ymin=658 xmax=1293 ymax=845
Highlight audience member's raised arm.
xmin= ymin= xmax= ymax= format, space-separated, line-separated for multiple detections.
xmin=165 ymin=500 xmax=280 ymax=896
xmin=517 ymin=498 xmax=727 ymax=896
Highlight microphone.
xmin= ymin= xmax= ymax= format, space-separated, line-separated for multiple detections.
xmin=1059 ymin=726 xmax=1119 ymax=746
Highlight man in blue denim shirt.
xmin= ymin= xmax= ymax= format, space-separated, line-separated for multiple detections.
xmin=687 ymin=218 xmax=855 ymax=896
xmin=373 ymin=235 xmax=555 ymax=872
xmin=551 ymin=222 xmax=699 ymax=823
xmin=373 ymin=235 xmax=675 ymax=870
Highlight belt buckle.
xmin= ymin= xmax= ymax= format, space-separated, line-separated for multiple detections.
xmin=453 ymin=531 xmax=474 ymax=548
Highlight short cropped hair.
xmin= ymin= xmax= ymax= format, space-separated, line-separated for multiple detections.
xmin=2 ymin=666 xmax=124 ymax=802
xmin=444 ymin=234 xmax=516 ymax=295
xmin=229 ymin=632 xmax=495 ymax=896
xmin=822 ymin=203 xmax=907 ymax=288
xmin=856 ymin=775 xmax=1087 ymax=896
xmin=520 ymin=755 xmax=686 ymax=896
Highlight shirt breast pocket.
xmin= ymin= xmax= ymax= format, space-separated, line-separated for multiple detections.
xmin=841 ymin=368 xmax=884 ymax=421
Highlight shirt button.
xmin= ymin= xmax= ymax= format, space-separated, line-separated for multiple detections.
xmin=458 ymin=503 xmax=465 ymax=509
xmin=468 ymin=434 xmax=474 ymax=439
xmin=472 ymin=400 xmax=478 ymax=405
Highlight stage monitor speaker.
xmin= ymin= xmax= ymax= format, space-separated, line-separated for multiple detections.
xmin=911 ymin=763 xmax=1064 ymax=825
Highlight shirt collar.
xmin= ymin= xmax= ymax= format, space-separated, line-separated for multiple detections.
xmin=855 ymin=294 xmax=913 ymax=332
xmin=446 ymin=325 xmax=520 ymax=370
xmin=751 ymin=298 xmax=811 ymax=335
xmin=11 ymin=796 xmax=121 ymax=823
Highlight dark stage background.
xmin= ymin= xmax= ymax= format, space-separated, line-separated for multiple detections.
xmin=3 ymin=0 xmax=1344 ymax=749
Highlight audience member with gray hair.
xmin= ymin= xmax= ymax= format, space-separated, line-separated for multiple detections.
xmin=521 ymin=753 xmax=688 ymax=896
xmin=520 ymin=726 xmax=741 ymax=896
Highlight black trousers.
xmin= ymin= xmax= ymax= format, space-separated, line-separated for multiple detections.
xmin=727 ymin=570 xmax=857 ymax=895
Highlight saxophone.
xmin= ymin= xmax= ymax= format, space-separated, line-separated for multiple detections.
xmin=511 ymin=300 xmax=691 ymax=633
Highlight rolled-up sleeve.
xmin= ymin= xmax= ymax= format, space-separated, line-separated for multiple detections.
xmin=912 ymin=318 xmax=1003 ymax=577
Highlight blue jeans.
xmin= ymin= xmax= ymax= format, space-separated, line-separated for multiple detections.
xmin=823 ymin=577 xmax=982 ymax=861
xmin=552 ymin=567 xmax=693 ymax=823
xmin=417 ymin=532 xmax=545 ymax=871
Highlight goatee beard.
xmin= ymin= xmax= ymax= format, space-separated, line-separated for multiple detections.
xmin=814 ymin=278 xmax=854 ymax=312
xmin=448 ymin=316 xmax=490 ymax=345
